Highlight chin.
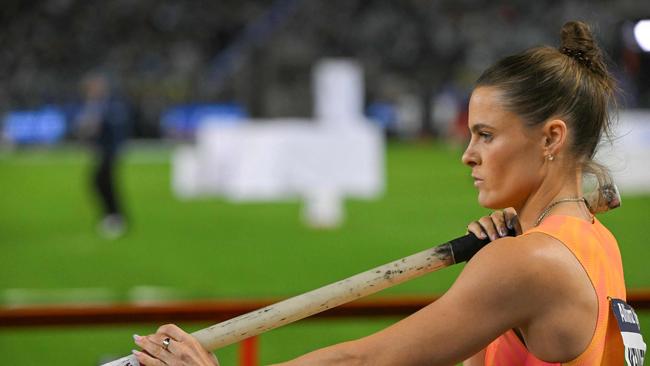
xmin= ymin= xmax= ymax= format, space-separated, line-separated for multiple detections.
xmin=477 ymin=193 xmax=508 ymax=210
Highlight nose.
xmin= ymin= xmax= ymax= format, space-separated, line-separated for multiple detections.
xmin=462 ymin=141 xmax=478 ymax=167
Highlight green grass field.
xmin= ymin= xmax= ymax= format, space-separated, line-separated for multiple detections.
xmin=1 ymin=142 xmax=648 ymax=365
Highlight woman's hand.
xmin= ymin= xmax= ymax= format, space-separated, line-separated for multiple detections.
xmin=466 ymin=208 xmax=521 ymax=241
xmin=133 ymin=324 xmax=220 ymax=366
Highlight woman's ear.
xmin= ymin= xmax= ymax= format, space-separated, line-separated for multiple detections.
xmin=542 ymin=119 xmax=568 ymax=156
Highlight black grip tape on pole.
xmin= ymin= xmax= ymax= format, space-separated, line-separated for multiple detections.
xmin=449 ymin=227 xmax=517 ymax=263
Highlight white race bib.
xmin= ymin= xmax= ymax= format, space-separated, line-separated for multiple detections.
xmin=611 ymin=298 xmax=646 ymax=366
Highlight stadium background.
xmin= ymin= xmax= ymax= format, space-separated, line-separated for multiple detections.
xmin=1 ymin=0 xmax=649 ymax=364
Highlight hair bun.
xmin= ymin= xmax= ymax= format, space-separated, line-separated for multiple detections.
xmin=559 ymin=21 xmax=607 ymax=78
xmin=560 ymin=21 xmax=596 ymax=52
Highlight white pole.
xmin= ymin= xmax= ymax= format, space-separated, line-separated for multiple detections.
xmin=102 ymin=243 xmax=455 ymax=366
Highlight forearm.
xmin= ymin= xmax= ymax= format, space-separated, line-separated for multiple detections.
xmin=271 ymin=340 xmax=366 ymax=366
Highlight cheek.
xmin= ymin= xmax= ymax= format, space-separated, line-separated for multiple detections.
xmin=489 ymin=137 xmax=540 ymax=177
xmin=483 ymin=143 xmax=516 ymax=179
xmin=479 ymin=145 xmax=541 ymax=207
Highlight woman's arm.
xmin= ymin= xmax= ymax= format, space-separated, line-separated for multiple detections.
xmin=135 ymin=231 xmax=580 ymax=365
xmin=274 ymin=236 xmax=551 ymax=366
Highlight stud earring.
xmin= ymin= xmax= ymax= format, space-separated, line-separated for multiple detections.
xmin=547 ymin=154 xmax=555 ymax=161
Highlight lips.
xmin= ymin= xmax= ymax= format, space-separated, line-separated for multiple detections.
xmin=472 ymin=175 xmax=483 ymax=186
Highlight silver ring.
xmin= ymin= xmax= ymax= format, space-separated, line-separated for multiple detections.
xmin=162 ymin=337 xmax=171 ymax=351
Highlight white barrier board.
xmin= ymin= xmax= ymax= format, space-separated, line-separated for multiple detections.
xmin=596 ymin=110 xmax=650 ymax=195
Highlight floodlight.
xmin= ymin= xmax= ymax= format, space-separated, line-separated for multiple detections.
xmin=633 ymin=19 xmax=650 ymax=52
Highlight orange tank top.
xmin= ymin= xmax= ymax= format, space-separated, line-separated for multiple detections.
xmin=484 ymin=215 xmax=626 ymax=366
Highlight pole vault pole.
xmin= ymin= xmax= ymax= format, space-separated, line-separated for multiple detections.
xmin=102 ymin=185 xmax=620 ymax=366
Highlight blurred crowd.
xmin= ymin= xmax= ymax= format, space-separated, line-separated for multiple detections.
xmin=1 ymin=0 xmax=648 ymax=139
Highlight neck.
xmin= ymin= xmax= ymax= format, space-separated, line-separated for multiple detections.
xmin=515 ymin=169 xmax=585 ymax=231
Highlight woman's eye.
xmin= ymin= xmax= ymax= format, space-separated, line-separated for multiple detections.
xmin=479 ymin=132 xmax=493 ymax=141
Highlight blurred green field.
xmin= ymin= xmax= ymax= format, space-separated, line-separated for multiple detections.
xmin=0 ymin=142 xmax=648 ymax=365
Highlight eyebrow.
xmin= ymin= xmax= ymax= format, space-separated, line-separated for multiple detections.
xmin=470 ymin=123 xmax=493 ymax=133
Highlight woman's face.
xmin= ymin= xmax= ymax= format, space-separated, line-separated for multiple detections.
xmin=462 ymin=87 xmax=545 ymax=210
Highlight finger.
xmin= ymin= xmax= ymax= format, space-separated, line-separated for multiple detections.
xmin=158 ymin=324 xmax=193 ymax=344
xmin=489 ymin=211 xmax=508 ymax=237
xmin=478 ymin=216 xmax=499 ymax=241
xmin=134 ymin=334 xmax=168 ymax=362
xmin=514 ymin=217 xmax=522 ymax=235
xmin=503 ymin=208 xmax=522 ymax=235
xmin=133 ymin=349 xmax=166 ymax=366
xmin=503 ymin=208 xmax=516 ymax=229
xmin=149 ymin=334 xmax=178 ymax=360
xmin=156 ymin=325 xmax=217 ymax=365
xmin=467 ymin=221 xmax=487 ymax=240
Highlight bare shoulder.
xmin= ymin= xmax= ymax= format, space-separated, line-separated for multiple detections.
xmin=454 ymin=232 xmax=591 ymax=313
xmin=469 ymin=232 xmax=585 ymax=281
xmin=459 ymin=232 xmax=598 ymax=361
xmin=346 ymin=233 xmax=596 ymax=365
xmin=424 ymin=234 xmax=584 ymax=351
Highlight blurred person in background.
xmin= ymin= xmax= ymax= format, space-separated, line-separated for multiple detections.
xmin=76 ymin=72 xmax=130 ymax=239
xmin=131 ymin=21 xmax=639 ymax=366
